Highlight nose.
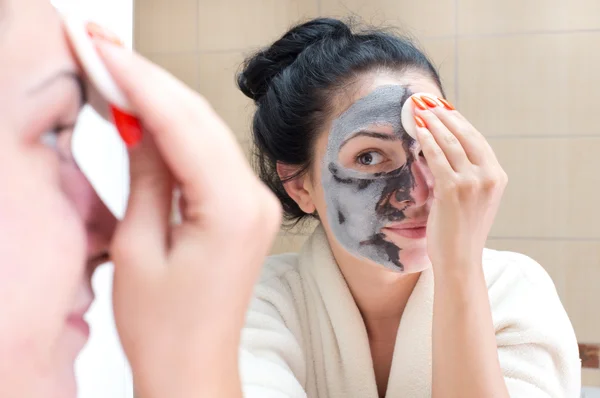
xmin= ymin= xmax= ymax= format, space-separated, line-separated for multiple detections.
xmin=409 ymin=157 xmax=432 ymax=207
xmin=57 ymin=130 xmax=117 ymax=262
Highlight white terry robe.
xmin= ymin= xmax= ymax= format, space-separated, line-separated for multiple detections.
xmin=240 ymin=225 xmax=581 ymax=398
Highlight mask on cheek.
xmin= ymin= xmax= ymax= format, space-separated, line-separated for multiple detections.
xmin=322 ymin=85 xmax=418 ymax=272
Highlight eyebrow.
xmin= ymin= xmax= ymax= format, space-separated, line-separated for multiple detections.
xmin=340 ymin=130 xmax=400 ymax=149
xmin=28 ymin=70 xmax=87 ymax=105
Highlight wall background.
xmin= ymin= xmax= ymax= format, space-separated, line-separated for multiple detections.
xmin=134 ymin=0 xmax=600 ymax=386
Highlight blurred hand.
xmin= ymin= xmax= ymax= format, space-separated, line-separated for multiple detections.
xmin=95 ymin=39 xmax=281 ymax=397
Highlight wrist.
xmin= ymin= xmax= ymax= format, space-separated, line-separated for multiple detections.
xmin=133 ymin=349 xmax=241 ymax=398
xmin=432 ymin=258 xmax=485 ymax=286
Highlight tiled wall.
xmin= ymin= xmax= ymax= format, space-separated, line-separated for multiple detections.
xmin=135 ymin=0 xmax=600 ymax=385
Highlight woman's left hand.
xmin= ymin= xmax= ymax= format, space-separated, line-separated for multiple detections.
xmin=413 ymin=96 xmax=507 ymax=271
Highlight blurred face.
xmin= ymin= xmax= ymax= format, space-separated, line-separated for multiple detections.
xmin=308 ymin=71 xmax=442 ymax=273
xmin=0 ymin=1 xmax=115 ymax=397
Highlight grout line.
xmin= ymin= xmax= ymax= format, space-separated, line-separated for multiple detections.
xmin=141 ymin=25 xmax=600 ymax=58
xmin=391 ymin=26 xmax=600 ymax=42
xmin=195 ymin=0 xmax=199 ymax=51
xmin=142 ymin=47 xmax=254 ymax=57
xmin=131 ymin=0 xmax=136 ymax=50
xmin=420 ymin=35 xmax=460 ymax=41
xmin=194 ymin=0 xmax=200 ymax=91
xmin=453 ymin=0 xmax=459 ymax=106
xmin=456 ymin=27 xmax=600 ymax=39
xmin=486 ymin=134 xmax=600 ymax=140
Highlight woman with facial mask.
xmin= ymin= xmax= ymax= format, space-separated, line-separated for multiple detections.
xmin=0 ymin=0 xmax=280 ymax=397
xmin=237 ymin=18 xmax=581 ymax=398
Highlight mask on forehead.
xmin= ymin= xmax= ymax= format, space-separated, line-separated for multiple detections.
xmin=322 ymin=85 xmax=417 ymax=272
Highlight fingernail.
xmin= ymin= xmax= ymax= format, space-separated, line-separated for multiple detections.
xmin=438 ymin=98 xmax=455 ymax=111
xmin=414 ymin=115 xmax=426 ymax=128
xmin=110 ymin=105 xmax=143 ymax=147
xmin=86 ymin=22 xmax=124 ymax=46
xmin=411 ymin=96 xmax=428 ymax=111
xmin=420 ymin=95 xmax=439 ymax=108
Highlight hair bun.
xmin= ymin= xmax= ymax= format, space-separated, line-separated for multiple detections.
xmin=237 ymin=18 xmax=352 ymax=102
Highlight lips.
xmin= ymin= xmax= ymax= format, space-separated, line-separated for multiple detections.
xmin=66 ymin=293 xmax=93 ymax=338
xmin=383 ymin=220 xmax=428 ymax=239
xmin=66 ymin=312 xmax=91 ymax=337
xmin=65 ymin=256 xmax=97 ymax=339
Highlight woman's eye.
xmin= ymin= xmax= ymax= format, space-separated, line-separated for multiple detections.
xmin=357 ymin=151 xmax=384 ymax=166
xmin=40 ymin=125 xmax=72 ymax=149
xmin=41 ymin=129 xmax=60 ymax=149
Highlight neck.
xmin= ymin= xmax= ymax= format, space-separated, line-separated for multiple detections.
xmin=333 ymin=243 xmax=421 ymax=339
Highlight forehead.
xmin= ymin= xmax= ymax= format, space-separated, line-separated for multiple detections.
xmin=331 ymin=70 xmax=443 ymax=121
xmin=0 ymin=0 xmax=76 ymax=90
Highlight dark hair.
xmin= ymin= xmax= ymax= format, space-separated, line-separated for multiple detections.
xmin=237 ymin=18 xmax=444 ymax=225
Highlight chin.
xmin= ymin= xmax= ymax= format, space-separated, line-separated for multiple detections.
xmin=398 ymin=245 xmax=431 ymax=274
xmin=30 ymin=365 xmax=77 ymax=398
xmin=54 ymin=361 xmax=78 ymax=398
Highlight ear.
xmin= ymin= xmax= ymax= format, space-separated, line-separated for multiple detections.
xmin=276 ymin=162 xmax=316 ymax=214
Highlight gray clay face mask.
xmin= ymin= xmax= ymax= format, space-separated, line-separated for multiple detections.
xmin=322 ymin=85 xmax=418 ymax=271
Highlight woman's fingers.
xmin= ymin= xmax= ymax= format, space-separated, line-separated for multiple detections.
xmin=418 ymin=96 xmax=496 ymax=166
xmin=95 ymin=40 xmax=254 ymax=230
xmin=415 ymin=100 xmax=471 ymax=172
xmin=111 ymin=135 xmax=172 ymax=268
xmin=415 ymin=125 xmax=454 ymax=183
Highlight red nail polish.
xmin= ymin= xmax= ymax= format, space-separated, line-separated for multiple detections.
xmin=110 ymin=105 xmax=143 ymax=147
xmin=86 ymin=22 xmax=124 ymax=46
xmin=414 ymin=115 xmax=426 ymax=128
xmin=438 ymin=98 xmax=455 ymax=111
xmin=411 ymin=96 xmax=428 ymax=111
xmin=420 ymin=95 xmax=439 ymax=108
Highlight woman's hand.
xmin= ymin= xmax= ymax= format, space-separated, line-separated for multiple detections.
xmin=94 ymin=39 xmax=281 ymax=397
xmin=414 ymin=96 xmax=507 ymax=270
xmin=414 ymin=96 xmax=510 ymax=398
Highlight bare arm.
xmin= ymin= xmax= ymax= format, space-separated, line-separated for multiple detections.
xmin=432 ymin=265 xmax=508 ymax=398
xmin=414 ymin=94 xmax=509 ymax=397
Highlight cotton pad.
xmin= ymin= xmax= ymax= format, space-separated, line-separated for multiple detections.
xmin=401 ymin=92 xmax=441 ymax=140
xmin=57 ymin=9 xmax=135 ymax=220
xmin=61 ymin=15 xmax=133 ymax=117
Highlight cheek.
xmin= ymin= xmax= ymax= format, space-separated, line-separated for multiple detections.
xmin=413 ymin=160 xmax=434 ymax=189
xmin=0 ymin=146 xmax=85 ymax=371
xmin=59 ymin=161 xmax=98 ymax=221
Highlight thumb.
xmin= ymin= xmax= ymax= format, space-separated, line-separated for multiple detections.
xmin=111 ymin=132 xmax=172 ymax=272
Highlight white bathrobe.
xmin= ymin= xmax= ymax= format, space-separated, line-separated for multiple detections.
xmin=240 ymin=226 xmax=581 ymax=397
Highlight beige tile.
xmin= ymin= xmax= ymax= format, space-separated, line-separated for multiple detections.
xmin=197 ymin=0 xmax=319 ymax=51
xmin=583 ymin=368 xmax=600 ymax=386
xmin=145 ymin=54 xmax=199 ymax=90
xmin=240 ymin=139 xmax=256 ymax=163
xmin=420 ymin=38 xmax=456 ymax=102
xmin=485 ymin=239 xmax=600 ymax=344
xmin=135 ymin=0 xmax=197 ymax=53
xmin=458 ymin=0 xmax=600 ymax=35
xmin=320 ymin=0 xmax=455 ymax=38
xmin=197 ymin=51 xmax=255 ymax=140
xmin=457 ymin=33 xmax=600 ymax=136
xmin=488 ymin=137 xmax=600 ymax=239
xmin=271 ymin=232 xmax=310 ymax=254
xmin=564 ymin=246 xmax=600 ymax=345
